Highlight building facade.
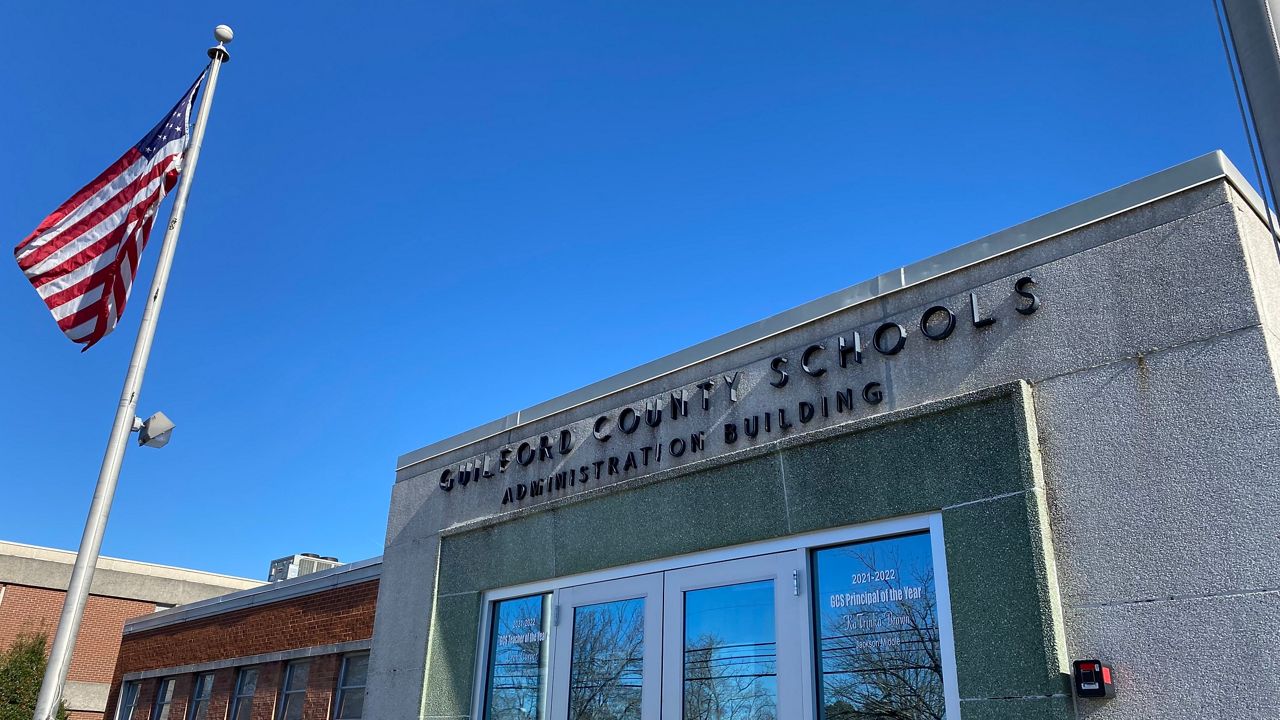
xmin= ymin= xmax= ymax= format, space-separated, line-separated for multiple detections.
xmin=365 ymin=151 xmax=1280 ymax=719
xmin=0 ymin=541 xmax=261 ymax=720
xmin=105 ymin=557 xmax=379 ymax=720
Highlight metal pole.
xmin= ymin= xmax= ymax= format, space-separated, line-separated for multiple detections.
xmin=31 ymin=25 xmax=233 ymax=720
xmin=1222 ymin=1 xmax=1280 ymax=214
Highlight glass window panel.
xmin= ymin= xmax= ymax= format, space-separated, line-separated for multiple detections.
xmin=282 ymin=696 xmax=305 ymax=720
xmin=118 ymin=680 xmax=140 ymax=720
xmin=152 ymin=678 xmax=176 ymax=720
xmin=682 ymin=580 xmax=777 ymax=720
xmin=235 ymin=668 xmax=258 ymax=696
xmin=188 ymin=673 xmax=213 ymax=720
xmin=230 ymin=668 xmax=258 ymax=720
xmin=483 ymin=594 xmax=550 ymax=720
xmin=336 ymin=689 xmax=365 ymax=719
xmin=286 ymin=661 xmax=311 ymax=692
xmin=279 ymin=661 xmax=310 ymax=720
xmin=812 ymin=531 xmax=944 ymax=720
xmin=568 ymin=597 xmax=645 ymax=720
xmin=341 ymin=654 xmax=369 ymax=688
xmin=335 ymin=654 xmax=369 ymax=719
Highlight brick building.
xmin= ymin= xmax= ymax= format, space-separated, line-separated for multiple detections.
xmin=0 ymin=541 xmax=261 ymax=719
xmin=106 ymin=557 xmax=380 ymax=720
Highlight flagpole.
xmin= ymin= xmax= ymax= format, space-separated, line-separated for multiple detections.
xmin=31 ymin=25 xmax=233 ymax=720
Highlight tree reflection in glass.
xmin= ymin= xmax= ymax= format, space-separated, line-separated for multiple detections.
xmin=813 ymin=532 xmax=944 ymax=720
xmin=683 ymin=580 xmax=778 ymax=720
xmin=568 ymin=598 xmax=645 ymax=720
xmin=485 ymin=594 xmax=551 ymax=720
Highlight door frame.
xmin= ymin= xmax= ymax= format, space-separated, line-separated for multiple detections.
xmin=549 ymin=573 xmax=663 ymax=720
xmin=660 ymin=550 xmax=814 ymax=720
xmin=470 ymin=512 xmax=960 ymax=719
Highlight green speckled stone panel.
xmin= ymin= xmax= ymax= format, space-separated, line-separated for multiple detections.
xmin=551 ymin=453 xmax=788 ymax=576
xmin=944 ymin=492 xmax=1071 ymax=698
xmin=428 ymin=385 xmax=1069 ymax=719
xmin=782 ymin=395 xmax=1032 ymax=533
xmin=422 ymin=592 xmax=481 ymax=718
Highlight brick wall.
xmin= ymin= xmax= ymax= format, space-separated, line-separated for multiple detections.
xmin=106 ymin=579 xmax=378 ymax=720
xmin=115 ymin=579 xmax=377 ymax=675
xmin=0 ymin=583 xmax=155 ymax=684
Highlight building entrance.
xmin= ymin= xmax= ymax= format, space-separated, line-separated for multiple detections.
xmin=475 ymin=516 xmax=959 ymax=720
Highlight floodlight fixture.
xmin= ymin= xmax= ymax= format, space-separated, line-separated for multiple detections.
xmin=134 ymin=412 xmax=176 ymax=448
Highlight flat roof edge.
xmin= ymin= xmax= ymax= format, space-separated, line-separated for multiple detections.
xmin=123 ymin=556 xmax=382 ymax=635
xmin=397 ymin=150 xmax=1266 ymax=473
xmin=0 ymin=540 xmax=260 ymax=588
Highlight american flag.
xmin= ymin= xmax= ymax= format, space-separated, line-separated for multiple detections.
xmin=14 ymin=72 xmax=205 ymax=350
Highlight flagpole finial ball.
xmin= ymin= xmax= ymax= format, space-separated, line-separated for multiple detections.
xmin=214 ymin=25 xmax=234 ymax=44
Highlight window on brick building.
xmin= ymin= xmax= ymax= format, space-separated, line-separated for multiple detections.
xmin=151 ymin=678 xmax=177 ymax=720
xmin=117 ymin=680 xmax=140 ymax=720
xmin=187 ymin=673 xmax=214 ymax=720
xmin=229 ymin=668 xmax=258 ymax=720
xmin=277 ymin=660 xmax=310 ymax=720
xmin=334 ymin=653 xmax=369 ymax=719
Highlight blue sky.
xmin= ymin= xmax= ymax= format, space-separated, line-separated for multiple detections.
xmin=0 ymin=2 xmax=1255 ymax=579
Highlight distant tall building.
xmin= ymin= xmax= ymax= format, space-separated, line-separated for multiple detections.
xmin=266 ymin=553 xmax=343 ymax=582
xmin=0 ymin=541 xmax=260 ymax=720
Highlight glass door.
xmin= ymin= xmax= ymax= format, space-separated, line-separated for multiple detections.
xmin=549 ymin=573 xmax=663 ymax=720
xmin=478 ymin=517 xmax=959 ymax=720
xmin=660 ymin=552 xmax=810 ymax=720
